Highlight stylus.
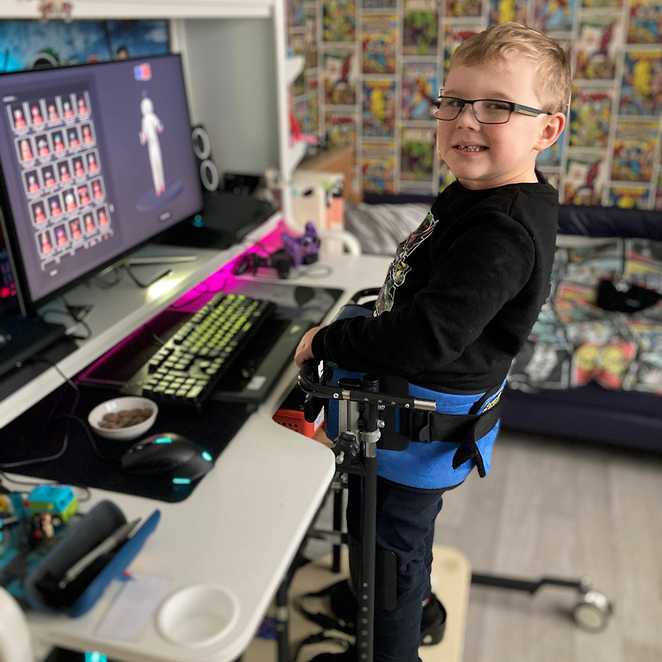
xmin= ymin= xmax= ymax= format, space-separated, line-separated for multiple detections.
xmin=58 ymin=518 xmax=141 ymax=589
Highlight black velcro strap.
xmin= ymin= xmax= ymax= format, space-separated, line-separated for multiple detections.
xmin=452 ymin=441 xmax=487 ymax=477
xmin=402 ymin=400 xmax=502 ymax=444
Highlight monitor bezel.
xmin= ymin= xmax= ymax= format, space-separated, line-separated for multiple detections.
xmin=0 ymin=52 xmax=203 ymax=315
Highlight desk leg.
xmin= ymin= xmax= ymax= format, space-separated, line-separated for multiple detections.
xmin=275 ymin=551 xmax=308 ymax=662
xmin=276 ymin=578 xmax=290 ymax=662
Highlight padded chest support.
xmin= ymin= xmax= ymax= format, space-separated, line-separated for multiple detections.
xmin=374 ymin=376 xmax=504 ymax=478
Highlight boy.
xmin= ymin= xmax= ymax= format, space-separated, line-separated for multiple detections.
xmin=295 ymin=22 xmax=570 ymax=662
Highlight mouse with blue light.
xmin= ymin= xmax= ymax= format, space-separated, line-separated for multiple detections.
xmin=120 ymin=434 xmax=215 ymax=486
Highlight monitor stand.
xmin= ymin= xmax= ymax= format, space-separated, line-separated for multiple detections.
xmin=99 ymin=255 xmax=198 ymax=289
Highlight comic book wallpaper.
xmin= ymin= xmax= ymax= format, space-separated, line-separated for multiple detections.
xmin=0 ymin=19 xmax=169 ymax=72
xmin=287 ymin=0 xmax=662 ymax=209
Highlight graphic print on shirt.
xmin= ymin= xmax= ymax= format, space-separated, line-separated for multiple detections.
xmin=374 ymin=210 xmax=439 ymax=316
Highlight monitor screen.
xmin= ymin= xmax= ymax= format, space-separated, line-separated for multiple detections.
xmin=0 ymin=54 xmax=203 ymax=308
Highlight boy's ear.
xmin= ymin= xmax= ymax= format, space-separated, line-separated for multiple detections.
xmin=534 ymin=112 xmax=566 ymax=152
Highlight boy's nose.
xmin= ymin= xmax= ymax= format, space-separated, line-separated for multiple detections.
xmin=456 ymin=104 xmax=481 ymax=128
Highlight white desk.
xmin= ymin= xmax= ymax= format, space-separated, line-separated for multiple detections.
xmin=3 ymin=245 xmax=392 ymax=661
xmin=0 ymin=214 xmax=287 ymax=430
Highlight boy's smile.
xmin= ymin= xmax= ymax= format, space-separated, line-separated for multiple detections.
xmin=436 ymin=57 xmax=565 ymax=190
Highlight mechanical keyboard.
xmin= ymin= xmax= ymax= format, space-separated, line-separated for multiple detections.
xmin=127 ymin=292 xmax=275 ymax=407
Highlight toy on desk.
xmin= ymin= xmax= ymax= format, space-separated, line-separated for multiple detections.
xmin=30 ymin=512 xmax=64 ymax=545
xmin=233 ymin=222 xmax=320 ymax=279
xmin=27 ymin=485 xmax=78 ymax=523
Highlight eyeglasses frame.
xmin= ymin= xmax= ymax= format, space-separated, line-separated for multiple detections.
xmin=432 ymin=92 xmax=552 ymax=125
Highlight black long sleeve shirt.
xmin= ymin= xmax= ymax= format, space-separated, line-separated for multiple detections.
xmin=312 ymin=174 xmax=559 ymax=392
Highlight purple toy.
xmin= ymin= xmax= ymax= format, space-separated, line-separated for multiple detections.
xmin=281 ymin=222 xmax=320 ymax=267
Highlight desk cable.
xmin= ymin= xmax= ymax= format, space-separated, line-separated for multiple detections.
xmin=0 ymin=358 xmax=113 ymax=472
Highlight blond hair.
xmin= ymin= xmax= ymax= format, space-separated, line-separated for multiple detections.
xmin=450 ymin=22 xmax=572 ymax=114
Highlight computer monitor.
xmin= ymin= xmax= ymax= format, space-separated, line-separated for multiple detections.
xmin=0 ymin=227 xmax=17 ymax=313
xmin=0 ymin=54 xmax=203 ymax=313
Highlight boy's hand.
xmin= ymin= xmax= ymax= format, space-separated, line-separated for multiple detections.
xmin=294 ymin=325 xmax=321 ymax=367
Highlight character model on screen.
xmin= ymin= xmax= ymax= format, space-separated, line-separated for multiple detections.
xmin=73 ymin=157 xmax=85 ymax=179
xmin=37 ymin=137 xmax=50 ymax=158
xmin=67 ymin=127 xmax=80 ymax=150
xmin=53 ymin=132 xmax=65 ymax=154
xmin=25 ymin=172 xmax=41 ymax=195
xmin=139 ymin=96 xmax=165 ymax=196
xmin=91 ymin=179 xmax=104 ymax=201
xmin=58 ymin=162 xmax=72 ymax=184
xmin=13 ymin=107 xmax=27 ymax=130
xmin=97 ymin=207 xmax=109 ymax=227
xmin=30 ymin=103 xmax=44 ymax=127
xmin=83 ymin=212 xmax=96 ymax=235
xmin=42 ymin=166 xmax=56 ymax=188
xmin=32 ymin=202 xmax=47 ymax=225
xmin=19 ymin=138 xmax=34 ymax=162
xmin=47 ymin=102 xmax=60 ymax=123
xmin=76 ymin=95 xmax=89 ymax=118
xmin=86 ymin=152 xmax=99 ymax=173
xmin=38 ymin=230 xmax=53 ymax=255
xmin=54 ymin=225 xmax=69 ymax=248
xmin=69 ymin=218 xmax=82 ymax=241
xmin=63 ymin=99 xmax=74 ymax=121
xmin=49 ymin=196 xmax=63 ymax=218
xmin=64 ymin=191 xmax=77 ymax=213
xmin=77 ymin=185 xmax=91 ymax=206
xmin=81 ymin=124 xmax=94 ymax=145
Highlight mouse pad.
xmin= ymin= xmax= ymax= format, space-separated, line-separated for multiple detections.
xmin=0 ymin=385 xmax=248 ymax=503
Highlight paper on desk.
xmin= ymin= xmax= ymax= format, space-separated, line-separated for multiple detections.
xmin=95 ymin=574 xmax=172 ymax=642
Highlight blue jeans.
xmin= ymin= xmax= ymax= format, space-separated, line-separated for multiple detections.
xmin=347 ymin=475 xmax=446 ymax=662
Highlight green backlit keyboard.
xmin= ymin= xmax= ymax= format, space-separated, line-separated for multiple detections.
xmin=131 ymin=293 xmax=274 ymax=407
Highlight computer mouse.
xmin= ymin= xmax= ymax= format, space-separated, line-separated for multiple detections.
xmin=120 ymin=433 xmax=214 ymax=484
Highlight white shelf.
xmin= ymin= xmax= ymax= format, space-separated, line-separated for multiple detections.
xmin=286 ymin=141 xmax=308 ymax=178
xmin=1 ymin=0 xmax=275 ymax=19
xmin=285 ymin=55 xmax=305 ymax=87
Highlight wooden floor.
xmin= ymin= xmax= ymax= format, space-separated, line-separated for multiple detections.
xmin=434 ymin=430 xmax=662 ymax=662
xmin=250 ymin=430 xmax=662 ymax=661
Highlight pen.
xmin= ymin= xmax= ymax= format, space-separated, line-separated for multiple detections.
xmin=58 ymin=518 xmax=141 ymax=589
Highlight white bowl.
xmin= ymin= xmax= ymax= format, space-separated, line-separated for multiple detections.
xmin=88 ymin=396 xmax=158 ymax=442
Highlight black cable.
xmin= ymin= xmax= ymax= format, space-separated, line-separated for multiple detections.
xmin=0 ymin=357 xmax=113 ymax=469
xmin=0 ymin=433 xmax=69 ymax=470
xmin=55 ymin=413 xmax=116 ymax=464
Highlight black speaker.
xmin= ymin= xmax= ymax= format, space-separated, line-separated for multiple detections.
xmin=191 ymin=124 xmax=220 ymax=192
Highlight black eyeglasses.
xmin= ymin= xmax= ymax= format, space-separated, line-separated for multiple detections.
xmin=431 ymin=95 xmax=551 ymax=125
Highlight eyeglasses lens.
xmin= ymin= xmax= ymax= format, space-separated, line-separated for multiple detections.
xmin=434 ymin=98 xmax=512 ymax=124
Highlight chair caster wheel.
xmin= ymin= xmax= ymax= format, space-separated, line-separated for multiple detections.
xmin=572 ymin=590 xmax=613 ymax=632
